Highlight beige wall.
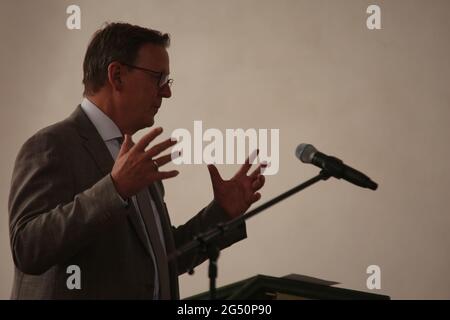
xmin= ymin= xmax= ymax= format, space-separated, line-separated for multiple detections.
xmin=1 ymin=0 xmax=449 ymax=299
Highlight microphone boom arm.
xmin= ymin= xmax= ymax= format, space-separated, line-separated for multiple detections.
xmin=169 ymin=170 xmax=332 ymax=299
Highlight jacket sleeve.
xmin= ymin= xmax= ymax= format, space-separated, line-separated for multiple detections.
xmin=8 ymin=132 xmax=127 ymax=275
xmin=172 ymin=199 xmax=247 ymax=276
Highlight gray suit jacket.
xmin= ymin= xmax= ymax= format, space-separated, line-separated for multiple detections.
xmin=8 ymin=106 xmax=246 ymax=299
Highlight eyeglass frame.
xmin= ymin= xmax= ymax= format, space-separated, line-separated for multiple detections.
xmin=120 ymin=62 xmax=173 ymax=88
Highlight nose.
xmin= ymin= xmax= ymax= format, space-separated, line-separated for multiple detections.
xmin=159 ymin=84 xmax=172 ymax=98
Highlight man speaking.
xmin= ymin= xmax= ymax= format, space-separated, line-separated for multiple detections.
xmin=8 ymin=22 xmax=266 ymax=299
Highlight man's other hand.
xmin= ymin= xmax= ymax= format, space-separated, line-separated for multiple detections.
xmin=207 ymin=150 xmax=267 ymax=219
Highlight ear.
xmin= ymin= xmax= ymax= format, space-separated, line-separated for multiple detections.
xmin=107 ymin=62 xmax=123 ymax=91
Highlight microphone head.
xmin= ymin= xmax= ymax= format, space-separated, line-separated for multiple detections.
xmin=295 ymin=143 xmax=317 ymax=163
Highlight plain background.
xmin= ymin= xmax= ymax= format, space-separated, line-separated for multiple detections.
xmin=1 ymin=0 xmax=449 ymax=299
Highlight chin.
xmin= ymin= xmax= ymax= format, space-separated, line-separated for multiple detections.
xmin=136 ymin=119 xmax=154 ymax=131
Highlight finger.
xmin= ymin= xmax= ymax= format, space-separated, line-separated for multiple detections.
xmin=249 ymin=162 xmax=268 ymax=179
xmin=153 ymin=151 xmax=180 ymax=167
xmin=148 ymin=170 xmax=179 ymax=181
xmin=118 ymin=134 xmax=133 ymax=158
xmin=207 ymin=164 xmax=223 ymax=186
xmin=145 ymin=138 xmax=177 ymax=159
xmin=236 ymin=149 xmax=259 ymax=177
xmin=250 ymin=192 xmax=261 ymax=204
xmin=133 ymin=127 xmax=163 ymax=153
xmin=251 ymin=175 xmax=265 ymax=190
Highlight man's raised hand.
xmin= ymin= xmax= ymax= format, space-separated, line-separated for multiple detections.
xmin=111 ymin=127 xmax=179 ymax=198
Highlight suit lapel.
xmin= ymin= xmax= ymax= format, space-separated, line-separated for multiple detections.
xmin=70 ymin=106 xmax=153 ymax=257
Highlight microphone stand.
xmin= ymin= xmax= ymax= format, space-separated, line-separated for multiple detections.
xmin=170 ymin=170 xmax=331 ymax=300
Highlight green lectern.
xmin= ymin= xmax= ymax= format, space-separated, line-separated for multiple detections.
xmin=186 ymin=274 xmax=390 ymax=300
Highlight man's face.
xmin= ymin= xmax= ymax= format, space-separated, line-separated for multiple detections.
xmin=118 ymin=43 xmax=172 ymax=133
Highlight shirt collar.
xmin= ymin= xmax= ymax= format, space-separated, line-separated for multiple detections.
xmin=80 ymin=97 xmax=123 ymax=142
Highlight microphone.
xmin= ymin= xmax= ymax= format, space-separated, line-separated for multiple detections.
xmin=296 ymin=144 xmax=378 ymax=190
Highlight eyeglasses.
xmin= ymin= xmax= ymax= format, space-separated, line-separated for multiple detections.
xmin=121 ymin=62 xmax=173 ymax=88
